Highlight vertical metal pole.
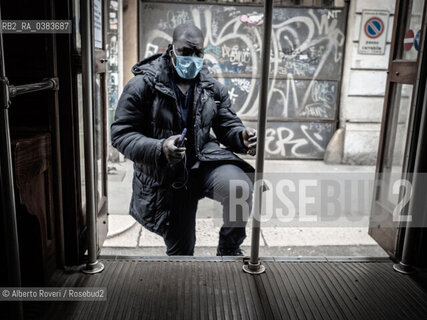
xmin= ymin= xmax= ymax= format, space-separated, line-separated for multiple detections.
xmin=0 ymin=6 xmax=24 ymax=319
xmin=48 ymin=0 xmax=65 ymax=269
xmin=81 ymin=0 xmax=104 ymax=274
xmin=243 ymin=0 xmax=273 ymax=275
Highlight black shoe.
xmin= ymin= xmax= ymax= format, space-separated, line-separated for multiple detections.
xmin=216 ymin=246 xmax=244 ymax=256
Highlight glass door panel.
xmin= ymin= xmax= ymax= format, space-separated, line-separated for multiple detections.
xmin=94 ymin=73 xmax=106 ymax=207
xmin=77 ymin=73 xmax=86 ymax=225
xmin=93 ymin=0 xmax=108 ymax=250
xmin=378 ymin=83 xmax=413 ymax=209
xmin=73 ymin=0 xmax=81 ymax=51
xmin=401 ymin=0 xmax=425 ymax=61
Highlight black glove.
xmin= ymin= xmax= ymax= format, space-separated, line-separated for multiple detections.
xmin=162 ymin=134 xmax=186 ymax=164
xmin=242 ymin=127 xmax=257 ymax=156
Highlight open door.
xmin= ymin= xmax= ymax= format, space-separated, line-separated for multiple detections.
xmin=369 ymin=0 xmax=426 ymax=257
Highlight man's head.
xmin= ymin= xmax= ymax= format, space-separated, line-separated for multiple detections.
xmin=170 ymin=23 xmax=205 ymax=59
xmin=169 ymin=23 xmax=205 ymax=80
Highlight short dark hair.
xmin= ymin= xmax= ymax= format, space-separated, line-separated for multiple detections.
xmin=172 ymin=23 xmax=204 ymax=43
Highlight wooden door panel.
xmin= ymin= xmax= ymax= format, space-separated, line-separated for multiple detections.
xmin=12 ymin=133 xmax=56 ymax=284
xmin=389 ymin=62 xmax=418 ymax=83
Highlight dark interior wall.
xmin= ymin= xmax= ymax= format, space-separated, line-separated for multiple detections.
xmin=1 ymin=0 xmax=52 ymax=131
xmin=0 ymin=0 xmax=61 ymax=285
xmin=0 ymin=174 xmax=7 ymax=286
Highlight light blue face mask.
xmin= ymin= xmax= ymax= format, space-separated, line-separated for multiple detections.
xmin=172 ymin=45 xmax=204 ymax=79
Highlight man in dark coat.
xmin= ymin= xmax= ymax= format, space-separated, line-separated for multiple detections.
xmin=111 ymin=23 xmax=257 ymax=256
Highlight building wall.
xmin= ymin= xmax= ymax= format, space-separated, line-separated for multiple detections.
xmin=339 ymin=0 xmax=395 ymax=164
xmin=123 ymin=0 xmax=138 ymax=85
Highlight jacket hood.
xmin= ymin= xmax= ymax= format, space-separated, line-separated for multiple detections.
xmin=131 ymin=53 xmax=163 ymax=76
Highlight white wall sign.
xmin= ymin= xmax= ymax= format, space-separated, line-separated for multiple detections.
xmin=94 ymin=0 xmax=103 ymax=49
xmin=358 ymin=10 xmax=389 ymax=55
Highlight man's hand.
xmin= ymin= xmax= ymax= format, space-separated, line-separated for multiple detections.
xmin=242 ymin=127 xmax=257 ymax=156
xmin=162 ymin=134 xmax=186 ymax=164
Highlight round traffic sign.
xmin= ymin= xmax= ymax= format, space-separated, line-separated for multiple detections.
xmin=404 ymin=29 xmax=414 ymax=51
xmin=364 ymin=17 xmax=385 ymax=39
xmin=414 ymin=29 xmax=421 ymax=51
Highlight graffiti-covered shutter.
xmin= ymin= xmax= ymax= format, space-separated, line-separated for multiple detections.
xmin=139 ymin=1 xmax=347 ymax=159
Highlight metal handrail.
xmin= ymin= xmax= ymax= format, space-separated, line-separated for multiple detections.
xmin=9 ymin=78 xmax=59 ymax=98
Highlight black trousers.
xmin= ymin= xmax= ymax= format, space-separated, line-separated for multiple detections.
xmin=163 ymin=163 xmax=254 ymax=255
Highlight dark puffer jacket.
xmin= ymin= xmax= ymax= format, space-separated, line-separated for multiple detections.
xmin=111 ymin=51 xmax=254 ymax=236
